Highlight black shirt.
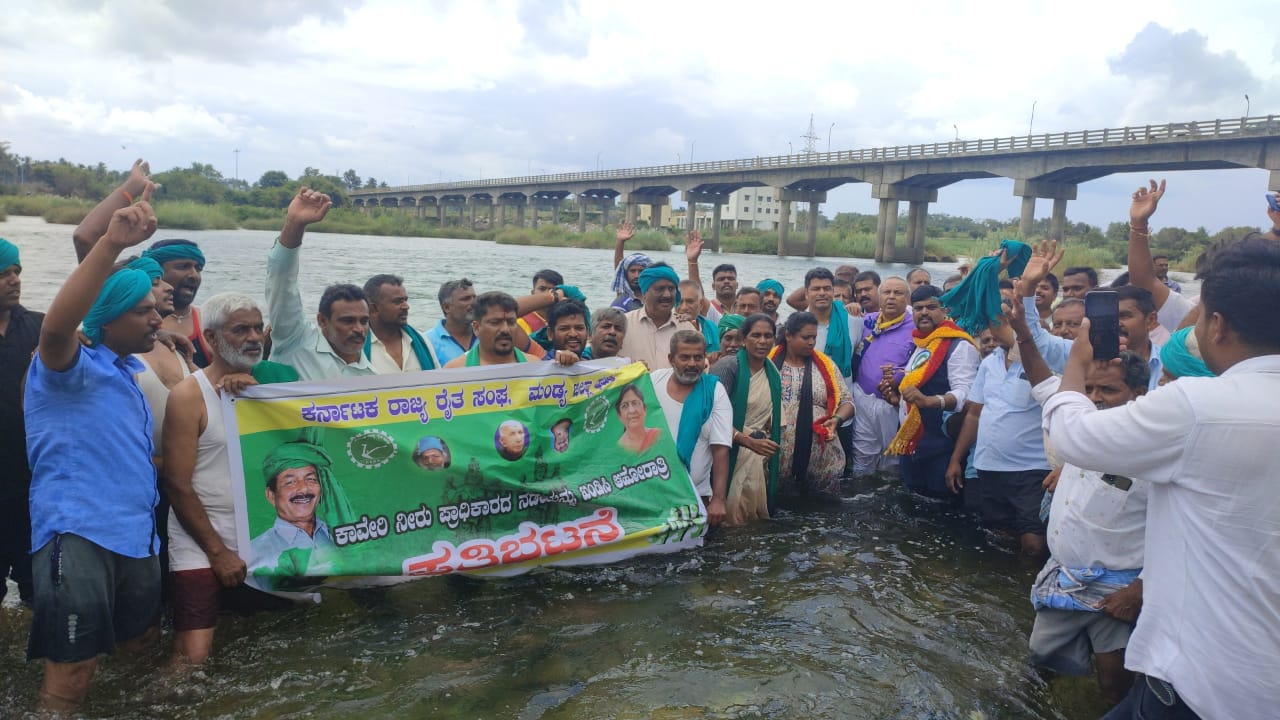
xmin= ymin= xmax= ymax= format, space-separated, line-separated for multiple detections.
xmin=1 ymin=305 xmax=44 ymax=492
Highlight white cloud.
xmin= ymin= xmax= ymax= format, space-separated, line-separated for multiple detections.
xmin=1 ymin=0 xmax=1278 ymax=231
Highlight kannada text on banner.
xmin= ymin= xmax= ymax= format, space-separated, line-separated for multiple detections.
xmin=222 ymin=359 xmax=707 ymax=590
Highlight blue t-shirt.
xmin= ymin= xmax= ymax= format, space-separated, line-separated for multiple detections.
xmin=25 ymin=344 xmax=159 ymax=558
xmin=970 ymin=350 xmax=1050 ymax=473
xmin=425 ymin=319 xmax=474 ymax=366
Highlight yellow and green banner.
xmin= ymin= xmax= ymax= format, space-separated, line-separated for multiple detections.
xmin=223 ymin=358 xmax=706 ymax=590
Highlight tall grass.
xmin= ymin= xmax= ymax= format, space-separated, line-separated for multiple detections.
xmin=494 ymin=224 xmax=670 ymax=251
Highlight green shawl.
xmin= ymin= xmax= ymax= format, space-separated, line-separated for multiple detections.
xmin=726 ymin=348 xmax=782 ymax=512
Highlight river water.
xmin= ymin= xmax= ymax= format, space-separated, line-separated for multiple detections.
xmin=1 ymin=215 xmax=1111 ymax=719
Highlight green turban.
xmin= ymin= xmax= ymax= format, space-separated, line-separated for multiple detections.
xmin=126 ymin=256 xmax=163 ymax=280
xmin=143 ymin=242 xmax=206 ymax=270
xmin=718 ymin=314 xmax=745 ymax=334
xmin=81 ymin=268 xmax=154 ymax=346
xmin=1161 ymin=326 xmax=1214 ymax=379
xmin=756 ymin=279 xmax=784 ymax=298
xmin=0 ymin=238 xmax=19 ymax=271
xmin=637 ymin=265 xmax=682 ymax=304
xmin=261 ymin=428 xmax=356 ymax=529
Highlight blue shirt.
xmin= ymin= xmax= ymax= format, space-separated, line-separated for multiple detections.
xmin=425 ymin=319 xmax=474 ymax=366
xmin=970 ymin=350 xmax=1050 ymax=472
xmin=25 ymin=344 xmax=159 ymax=558
xmin=1024 ymin=296 xmax=1163 ymax=390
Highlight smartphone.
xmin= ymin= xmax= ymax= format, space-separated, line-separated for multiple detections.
xmin=1267 ymin=192 xmax=1280 ymax=213
xmin=1085 ymin=290 xmax=1120 ymax=361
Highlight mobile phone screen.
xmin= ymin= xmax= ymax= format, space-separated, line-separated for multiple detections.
xmin=1085 ymin=290 xmax=1120 ymax=360
xmin=1267 ymin=192 xmax=1280 ymax=213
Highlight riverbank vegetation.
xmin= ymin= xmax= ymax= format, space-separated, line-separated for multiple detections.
xmin=0 ymin=145 xmax=1257 ymax=270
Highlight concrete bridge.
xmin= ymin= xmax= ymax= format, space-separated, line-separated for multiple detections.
xmin=350 ymin=116 xmax=1280 ymax=263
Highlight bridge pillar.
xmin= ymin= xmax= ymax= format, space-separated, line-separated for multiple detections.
xmin=1019 ymin=196 xmax=1037 ymax=237
xmin=625 ymin=202 xmax=637 ymax=225
xmin=437 ymin=204 xmax=445 ymax=225
xmin=711 ymin=203 xmax=722 ymax=250
xmin=872 ymin=185 xmax=937 ymax=264
xmin=529 ymin=199 xmax=539 ymax=229
xmin=649 ymin=204 xmax=662 ymax=229
xmin=469 ymin=202 xmax=477 ymax=228
xmin=779 ymin=189 xmax=828 ymax=257
xmin=1051 ymin=198 xmax=1069 ymax=241
xmin=517 ymin=203 xmax=526 ymax=227
xmin=488 ymin=203 xmax=495 ymax=227
xmin=578 ymin=201 xmax=587 ymax=233
xmin=682 ymin=191 xmax=727 ymax=251
xmin=905 ymin=201 xmax=929 ymax=265
xmin=553 ymin=200 xmax=563 ymax=226
xmin=777 ymin=201 xmax=791 ymax=255
xmin=1013 ymin=179 xmax=1077 ymax=240
xmin=601 ymin=201 xmax=611 ymax=227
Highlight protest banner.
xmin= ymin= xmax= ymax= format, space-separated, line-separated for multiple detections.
xmin=223 ymin=358 xmax=706 ymax=590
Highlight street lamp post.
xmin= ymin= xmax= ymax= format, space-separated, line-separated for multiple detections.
xmin=1029 ymin=101 xmax=1037 ymax=135
xmin=690 ymin=139 xmax=696 ymax=164
xmin=953 ymin=124 xmax=959 ymax=141
xmin=596 ymin=151 xmax=602 ymax=171
xmin=1245 ymin=94 xmax=1251 ymax=118
xmin=828 ymin=122 xmax=835 ymax=153
xmin=788 ymin=141 xmax=793 ymax=155
xmin=234 ymin=149 xmax=240 ymax=182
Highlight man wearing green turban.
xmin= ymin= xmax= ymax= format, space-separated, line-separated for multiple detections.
xmin=249 ymin=428 xmax=355 ymax=574
xmin=1 ymin=238 xmax=43 ymax=607
xmin=25 ymin=198 xmax=163 ymax=714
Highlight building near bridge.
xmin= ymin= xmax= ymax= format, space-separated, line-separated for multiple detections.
xmin=672 ymin=187 xmax=796 ymax=231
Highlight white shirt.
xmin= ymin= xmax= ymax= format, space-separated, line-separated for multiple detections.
xmin=1156 ymin=290 xmax=1195 ymax=333
xmin=1035 ymin=374 xmax=1147 ymax=569
xmin=650 ymin=368 xmax=733 ymax=497
xmin=367 ymin=329 xmax=423 ymax=374
xmin=1042 ymin=354 xmax=1280 ymax=719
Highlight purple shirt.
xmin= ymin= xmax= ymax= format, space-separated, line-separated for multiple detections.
xmin=853 ymin=310 xmax=916 ymax=397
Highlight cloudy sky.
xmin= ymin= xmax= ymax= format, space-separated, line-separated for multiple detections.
xmin=3 ymin=0 xmax=1278 ymax=232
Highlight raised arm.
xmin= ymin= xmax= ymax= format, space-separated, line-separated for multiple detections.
xmin=278 ymin=187 xmax=332 ymax=249
xmin=612 ymin=221 xmax=635 ymax=270
xmin=785 ymin=286 xmax=808 ymax=311
xmin=72 ymin=159 xmax=153 ymax=262
xmin=685 ymin=230 xmax=711 ymax=314
xmin=265 ymin=189 xmax=331 ymax=351
xmin=1126 ymin=179 xmax=1171 ymax=308
xmin=41 ymin=191 xmax=158 ymax=370
xmin=1007 ymin=282 xmax=1054 ymax=386
xmin=1018 ymin=240 xmax=1070 ymax=371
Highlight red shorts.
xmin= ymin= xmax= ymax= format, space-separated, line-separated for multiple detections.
xmin=170 ymin=568 xmax=293 ymax=631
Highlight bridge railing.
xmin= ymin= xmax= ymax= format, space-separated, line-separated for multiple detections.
xmin=355 ymin=115 xmax=1279 ymax=195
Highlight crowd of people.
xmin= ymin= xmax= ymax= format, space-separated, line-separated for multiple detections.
xmin=1 ymin=161 xmax=1277 ymax=718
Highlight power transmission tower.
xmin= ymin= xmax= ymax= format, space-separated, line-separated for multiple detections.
xmin=801 ymin=114 xmax=820 ymax=154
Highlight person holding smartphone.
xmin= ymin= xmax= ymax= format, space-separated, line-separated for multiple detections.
xmin=1043 ymin=235 xmax=1280 ymax=719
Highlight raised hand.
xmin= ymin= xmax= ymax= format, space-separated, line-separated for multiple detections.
xmin=1006 ymin=281 xmax=1033 ymax=337
xmin=685 ymin=229 xmax=703 ymax=262
xmin=287 ymin=187 xmax=333 ymax=227
xmin=1020 ymin=240 xmax=1064 ymax=291
xmin=104 ymin=183 xmax=158 ymax=248
xmin=124 ymin=158 xmax=152 ymax=198
xmin=1130 ymin=179 xmax=1165 ymax=226
xmin=616 ymin=221 xmax=635 ymax=244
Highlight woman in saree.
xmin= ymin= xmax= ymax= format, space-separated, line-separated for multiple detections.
xmin=768 ymin=312 xmax=854 ymax=498
xmin=709 ymin=314 xmax=781 ymax=525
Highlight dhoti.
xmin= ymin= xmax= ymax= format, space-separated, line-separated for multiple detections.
xmin=851 ymin=383 xmax=900 ymax=476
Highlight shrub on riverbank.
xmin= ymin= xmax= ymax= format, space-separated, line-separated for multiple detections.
xmin=494 ymin=224 xmax=670 ymax=251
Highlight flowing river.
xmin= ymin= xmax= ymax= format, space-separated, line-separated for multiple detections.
xmin=0 ymin=215 xmax=1122 ymax=719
